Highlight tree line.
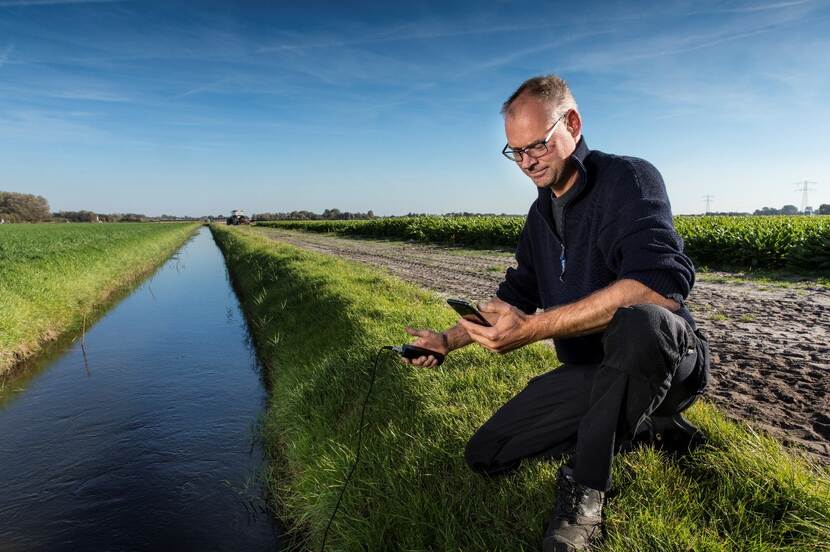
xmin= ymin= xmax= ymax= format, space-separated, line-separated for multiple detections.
xmin=4 ymin=189 xmax=829 ymax=224
xmin=0 ymin=191 xmax=207 ymax=223
xmin=754 ymin=204 xmax=830 ymax=215
xmin=253 ymin=208 xmax=376 ymax=221
xmin=54 ymin=211 xmax=148 ymax=223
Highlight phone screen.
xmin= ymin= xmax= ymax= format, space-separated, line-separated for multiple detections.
xmin=447 ymin=299 xmax=492 ymax=327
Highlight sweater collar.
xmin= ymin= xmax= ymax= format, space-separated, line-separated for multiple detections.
xmin=535 ymin=136 xmax=591 ymax=206
xmin=571 ymin=135 xmax=590 ymax=168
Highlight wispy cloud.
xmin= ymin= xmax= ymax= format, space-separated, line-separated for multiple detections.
xmin=454 ymin=29 xmax=618 ymax=79
xmin=693 ymin=0 xmax=811 ymax=14
xmin=0 ymin=108 xmax=109 ymax=143
xmin=258 ymin=21 xmax=564 ymax=53
xmin=637 ymin=24 xmax=779 ymax=58
xmin=45 ymin=89 xmax=132 ymax=102
xmin=0 ymin=69 xmax=136 ymax=103
xmin=560 ymin=12 xmax=817 ymax=74
xmin=173 ymin=77 xmax=234 ymax=100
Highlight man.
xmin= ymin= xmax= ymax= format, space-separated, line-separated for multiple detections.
xmin=403 ymin=75 xmax=710 ymax=552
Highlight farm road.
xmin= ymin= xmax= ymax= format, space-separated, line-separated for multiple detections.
xmin=254 ymin=227 xmax=830 ymax=464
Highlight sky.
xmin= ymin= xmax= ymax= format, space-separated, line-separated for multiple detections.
xmin=1 ymin=0 xmax=828 ymax=217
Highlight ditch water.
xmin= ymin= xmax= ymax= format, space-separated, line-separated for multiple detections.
xmin=0 ymin=228 xmax=281 ymax=551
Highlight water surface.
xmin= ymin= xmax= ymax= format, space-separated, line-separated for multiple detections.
xmin=0 ymin=228 xmax=280 ymax=551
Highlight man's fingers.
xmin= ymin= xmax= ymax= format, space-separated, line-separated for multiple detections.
xmin=406 ymin=355 xmax=437 ymax=368
xmin=459 ymin=318 xmax=499 ymax=340
xmin=459 ymin=319 xmax=504 ymax=350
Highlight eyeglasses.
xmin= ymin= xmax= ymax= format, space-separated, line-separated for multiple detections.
xmin=502 ymin=111 xmax=568 ymax=162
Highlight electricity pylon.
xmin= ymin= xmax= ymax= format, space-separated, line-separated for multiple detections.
xmin=702 ymin=195 xmax=714 ymax=214
xmin=794 ymin=181 xmax=817 ymax=212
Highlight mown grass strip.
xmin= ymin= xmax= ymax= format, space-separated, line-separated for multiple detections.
xmin=212 ymin=224 xmax=830 ymax=551
xmin=258 ymin=215 xmax=830 ymax=273
xmin=0 ymin=223 xmax=198 ymax=373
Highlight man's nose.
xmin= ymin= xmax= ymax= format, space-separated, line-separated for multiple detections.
xmin=519 ymin=153 xmax=536 ymax=170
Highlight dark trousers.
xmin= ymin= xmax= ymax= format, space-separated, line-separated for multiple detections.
xmin=464 ymin=304 xmax=710 ymax=491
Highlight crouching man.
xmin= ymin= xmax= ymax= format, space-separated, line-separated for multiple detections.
xmin=403 ymin=75 xmax=710 ymax=552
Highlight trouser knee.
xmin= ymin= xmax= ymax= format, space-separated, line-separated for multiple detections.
xmin=464 ymin=429 xmax=494 ymax=474
xmin=603 ymin=303 xmax=689 ymax=380
xmin=606 ymin=303 xmax=676 ymax=348
xmin=464 ymin=428 xmax=514 ymax=476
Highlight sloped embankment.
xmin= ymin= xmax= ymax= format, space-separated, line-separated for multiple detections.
xmin=212 ymin=224 xmax=829 ymax=551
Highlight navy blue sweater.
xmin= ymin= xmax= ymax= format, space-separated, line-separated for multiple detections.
xmin=496 ymin=137 xmax=696 ymax=365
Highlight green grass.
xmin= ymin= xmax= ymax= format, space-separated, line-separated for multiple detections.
xmin=212 ymin=225 xmax=830 ymax=551
xmin=0 ymin=222 xmax=198 ymax=373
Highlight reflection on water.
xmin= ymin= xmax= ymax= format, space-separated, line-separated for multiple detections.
xmin=0 ymin=228 xmax=280 ymax=551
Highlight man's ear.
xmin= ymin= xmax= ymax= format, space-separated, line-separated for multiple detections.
xmin=566 ymin=110 xmax=582 ymax=140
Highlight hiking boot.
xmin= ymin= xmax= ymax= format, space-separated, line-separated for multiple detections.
xmin=542 ymin=466 xmax=605 ymax=552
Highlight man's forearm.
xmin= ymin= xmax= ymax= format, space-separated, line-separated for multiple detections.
xmin=529 ymin=279 xmax=679 ymax=341
xmin=443 ymin=322 xmax=475 ymax=351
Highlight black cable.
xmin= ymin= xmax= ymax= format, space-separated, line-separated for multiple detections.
xmin=320 ymin=346 xmax=393 ymax=551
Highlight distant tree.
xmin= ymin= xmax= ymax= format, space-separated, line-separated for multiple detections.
xmin=754 ymin=206 xmax=780 ymax=215
xmin=0 ymin=191 xmax=52 ymax=222
xmin=120 ymin=213 xmax=147 ymax=222
xmin=53 ymin=211 xmax=151 ymax=222
xmin=781 ymin=204 xmax=799 ymax=215
xmin=819 ymin=204 xmax=830 ymax=215
xmin=252 ymin=208 xmax=376 ymax=221
xmin=54 ymin=210 xmax=97 ymax=222
xmin=703 ymin=211 xmax=750 ymax=216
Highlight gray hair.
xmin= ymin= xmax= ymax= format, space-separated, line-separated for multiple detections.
xmin=501 ymin=75 xmax=579 ymax=121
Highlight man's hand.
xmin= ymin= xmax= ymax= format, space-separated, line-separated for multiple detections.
xmin=401 ymin=327 xmax=450 ymax=368
xmin=458 ymin=299 xmax=540 ymax=354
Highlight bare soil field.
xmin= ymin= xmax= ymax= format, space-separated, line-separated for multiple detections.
xmin=254 ymin=227 xmax=830 ymax=464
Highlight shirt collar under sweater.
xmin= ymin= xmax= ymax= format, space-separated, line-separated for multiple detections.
xmin=536 ymin=136 xmax=591 ymax=241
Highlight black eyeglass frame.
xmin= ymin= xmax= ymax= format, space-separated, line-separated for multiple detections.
xmin=501 ymin=111 xmax=569 ymax=162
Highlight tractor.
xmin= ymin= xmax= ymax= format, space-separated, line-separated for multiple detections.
xmin=226 ymin=209 xmax=251 ymax=225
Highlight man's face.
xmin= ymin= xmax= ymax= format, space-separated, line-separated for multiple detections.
xmin=504 ymin=95 xmax=578 ymax=190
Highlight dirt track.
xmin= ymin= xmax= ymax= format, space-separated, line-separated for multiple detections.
xmin=255 ymin=227 xmax=830 ymax=464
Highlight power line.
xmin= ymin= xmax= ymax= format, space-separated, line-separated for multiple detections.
xmin=793 ymin=180 xmax=817 ymax=212
xmin=702 ymin=195 xmax=714 ymax=214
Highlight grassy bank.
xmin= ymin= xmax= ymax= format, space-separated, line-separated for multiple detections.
xmin=0 ymin=223 xmax=198 ymax=374
xmin=212 ymin=225 xmax=830 ymax=551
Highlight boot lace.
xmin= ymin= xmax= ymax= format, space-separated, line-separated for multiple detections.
xmin=554 ymin=474 xmax=586 ymax=521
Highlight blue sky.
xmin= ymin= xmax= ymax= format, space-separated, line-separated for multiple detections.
xmin=1 ymin=0 xmax=828 ymax=216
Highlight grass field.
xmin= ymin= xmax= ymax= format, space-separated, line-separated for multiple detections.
xmin=257 ymin=215 xmax=830 ymax=273
xmin=0 ymin=223 xmax=198 ymax=374
xmin=212 ymin=224 xmax=830 ymax=551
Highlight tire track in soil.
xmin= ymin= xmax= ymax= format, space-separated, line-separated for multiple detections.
xmin=255 ymin=227 xmax=830 ymax=464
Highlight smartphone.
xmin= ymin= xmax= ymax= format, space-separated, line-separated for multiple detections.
xmin=392 ymin=344 xmax=445 ymax=366
xmin=447 ymin=298 xmax=492 ymax=327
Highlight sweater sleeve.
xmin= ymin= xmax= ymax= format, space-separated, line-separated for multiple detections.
xmin=598 ymin=158 xmax=695 ymax=304
xmin=496 ymin=217 xmax=541 ymax=314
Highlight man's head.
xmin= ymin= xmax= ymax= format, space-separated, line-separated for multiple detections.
xmin=502 ymin=75 xmax=582 ymax=193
